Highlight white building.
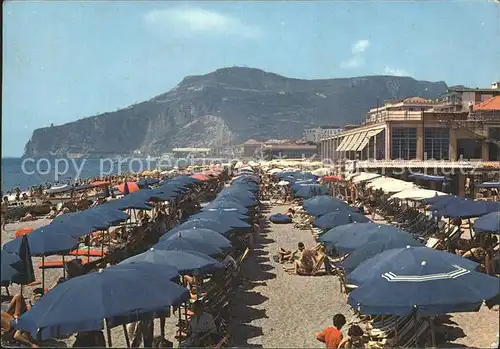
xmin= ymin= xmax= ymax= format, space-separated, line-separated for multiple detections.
xmin=304 ymin=126 xmax=343 ymax=143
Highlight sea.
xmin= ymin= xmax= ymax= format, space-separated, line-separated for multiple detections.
xmin=1 ymin=157 xmax=161 ymax=192
xmin=1 ymin=156 xmax=232 ymax=192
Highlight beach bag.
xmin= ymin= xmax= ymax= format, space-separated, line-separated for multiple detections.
xmin=269 ymin=213 xmax=292 ymax=224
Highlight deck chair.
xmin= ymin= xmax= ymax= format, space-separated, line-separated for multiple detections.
xmin=400 ymin=319 xmax=429 ymax=348
xmin=211 ymin=335 xmax=230 ymax=348
xmin=368 ymin=316 xmax=412 ymax=339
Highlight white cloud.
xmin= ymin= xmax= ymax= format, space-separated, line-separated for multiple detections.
xmin=383 ymin=66 xmax=410 ymax=77
xmin=340 ymin=39 xmax=370 ymax=69
xmin=352 ymin=40 xmax=370 ymax=54
xmin=341 ymin=56 xmax=364 ymax=69
xmin=144 ymin=7 xmax=263 ymax=38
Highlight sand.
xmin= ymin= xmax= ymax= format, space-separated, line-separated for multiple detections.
xmin=2 ymin=205 xmax=499 ymax=348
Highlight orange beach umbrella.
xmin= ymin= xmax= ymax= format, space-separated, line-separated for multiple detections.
xmin=191 ymin=174 xmax=210 ymax=181
xmin=117 ymin=182 xmax=140 ymax=193
xmin=15 ymin=227 xmax=34 ymax=238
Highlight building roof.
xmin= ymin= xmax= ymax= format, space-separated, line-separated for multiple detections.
xmin=172 ymin=148 xmax=211 ymax=152
xmin=448 ymin=87 xmax=500 ymax=93
xmin=243 ymin=139 xmax=262 ymax=145
xmin=402 ymin=97 xmax=434 ymax=104
xmin=262 ymin=144 xmax=317 ymax=150
xmin=473 ymin=96 xmax=500 ymax=111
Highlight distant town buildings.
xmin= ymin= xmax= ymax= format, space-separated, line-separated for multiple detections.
xmin=240 ymin=139 xmax=318 ymax=160
xmin=303 ymin=126 xmax=343 ymax=143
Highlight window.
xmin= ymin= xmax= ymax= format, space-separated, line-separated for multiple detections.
xmin=391 ymin=128 xmax=417 ymax=160
xmin=376 ymin=129 xmax=386 ymax=160
xmin=424 ymin=128 xmax=450 ymax=160
xmin=456 ymin=139 xmax=482 ymax=160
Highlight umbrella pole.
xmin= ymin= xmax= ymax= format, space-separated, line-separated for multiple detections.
xmin=42 ymin=256 xmax=45 ymax=291
xmin=105 ymin=319 xmax=112 ymax=347
xmin=178 ymin=305 xmax=182 ymax=346
xmin=62 ymin=255 xmax=66 ymax=279
xmin=101 ymin=229 xmax=106 ymax=257
xmin=413 ymin=314 xmax=418 ymax=347
xmin=429 ymin=317 xmax=436 ymax=347
xmin=122 ymin=324 xmax=130 ymax=348
xmin=394 ymin=317 xmax=398 ymax=346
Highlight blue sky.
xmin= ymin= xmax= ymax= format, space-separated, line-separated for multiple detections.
xmin=2 ymin=0 xmax=500 ymax=157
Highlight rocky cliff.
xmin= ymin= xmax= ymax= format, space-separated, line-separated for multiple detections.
xmin=23 ymin=67 xmax=447 ymax=157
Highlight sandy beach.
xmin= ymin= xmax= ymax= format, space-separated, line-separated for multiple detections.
xmin=2 ymin=203 xmax=499 ymax=348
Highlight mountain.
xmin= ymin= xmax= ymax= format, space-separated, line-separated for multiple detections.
xmin=23 ymin=67 xmax=447 ymax=157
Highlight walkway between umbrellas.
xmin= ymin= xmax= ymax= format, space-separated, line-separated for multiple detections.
xmin=229 ymin=203 xmax=353 ymax=347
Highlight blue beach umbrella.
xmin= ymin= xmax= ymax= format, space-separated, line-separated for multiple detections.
xmin=341 ymin=239 xmax=424 ymax=273
xmin=438 ymin=200 xmax=500 ymax=219
xmin=424 ymin=194 xmax=462 ymax=205
xmin=473 ymin=211 xmax=500 ymax=234
xmin=303 ymin=196 xmax=355 ymax=216
xmin=191 ymin=211 xmax=251 ymax=225
xmin=1 ymin=251 xmax=21 ymax=286
xmin=160 ymin=229 xmax=232 ymax=249
xmin=319 ymin=223 xmax=416 ymax=254
xmin=105 ymin=196 xmax=152 ymax=210
xmin=9 ymin=234 xmax=36 ymax=285
xmin=169 ymin=218 xmax=236 ymax=236
xmin=428 ymin=196 xmax=465 ymax=211
xmin=120 ymin=248 xmax=224 ymax=275
xmin=16 ymin=263 xmax=187 ymax=340
xmin=137 ymin=178 xmax=160 ymax=188
xmin=313 ymin=210 xmax=371 ymax=230
xmin=347 ymin=246 xmax=479 ymax=286
xmin=205 ymin=200 xmax=248 ymax=214
xmin=154 ymin=235 xmax=223 ymax=257
xmin=347 ymin=247 xmax=498 ymax=316
xmin=294 ymin=185 xmax=329 ymax=199
xmin=3 ymin=229 xmax=79 ymax=256
xmin=51 ymin=212 xmax=110 ymax=232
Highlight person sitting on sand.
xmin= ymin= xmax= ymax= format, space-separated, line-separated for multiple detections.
xmin=285 ymin=208 xmax=295 ymax=218
xmin=277 ymin=242 xmax=305 ymax=263
xmin=284 ymin=243 xmax=326 ymax=275
xmin=316 ymin=313 xmax=346 ymax=349
xmin=1 ymin=290 xmax=44 ymax=348
xmin=19 ymin=211 xmax=35 ymax=222
xmin=339 ymin=325 xmax=365 ymax=348
xmin=46 ymin=206 xmax=57 ymax=219
xmin=1 ymin=311 xmax=38 ymax=348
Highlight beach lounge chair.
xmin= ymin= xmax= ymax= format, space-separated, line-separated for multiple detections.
xmin=69 ymin=248 xmax=106 ymax=257
xmin=400 ymin=319 xmax=429 ymax=347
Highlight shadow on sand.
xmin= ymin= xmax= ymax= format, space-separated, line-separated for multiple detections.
xmin=229 ymin=206 xmax=275 ymax=347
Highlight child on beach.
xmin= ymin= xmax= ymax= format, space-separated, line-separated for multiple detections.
xmin=316 ymin=313 xmax=346 ymax=349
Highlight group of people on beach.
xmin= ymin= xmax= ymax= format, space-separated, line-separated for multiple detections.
xmin=316 ymin=313 xmax=366 ymax=348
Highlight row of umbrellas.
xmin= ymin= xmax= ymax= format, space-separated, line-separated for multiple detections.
xmin=274 ymin=171 xmax=329 ymax=199
xmin=2 ymin=176 xmax=202 ymax=258
xmin=12 ymin=170 xmax=262 ymax=340
xmin=424 ymin=194 xmax=500 ymax=220
xmin=293 ymin=189 xmax=500 ymax=316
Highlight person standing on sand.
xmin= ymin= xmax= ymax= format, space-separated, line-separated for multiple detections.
xmin=315 ymin=313 xmax=346 ymax=349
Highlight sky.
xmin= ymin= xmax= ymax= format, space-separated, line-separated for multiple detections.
xmin=2 ymin=0 xmax=500 ymax=157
